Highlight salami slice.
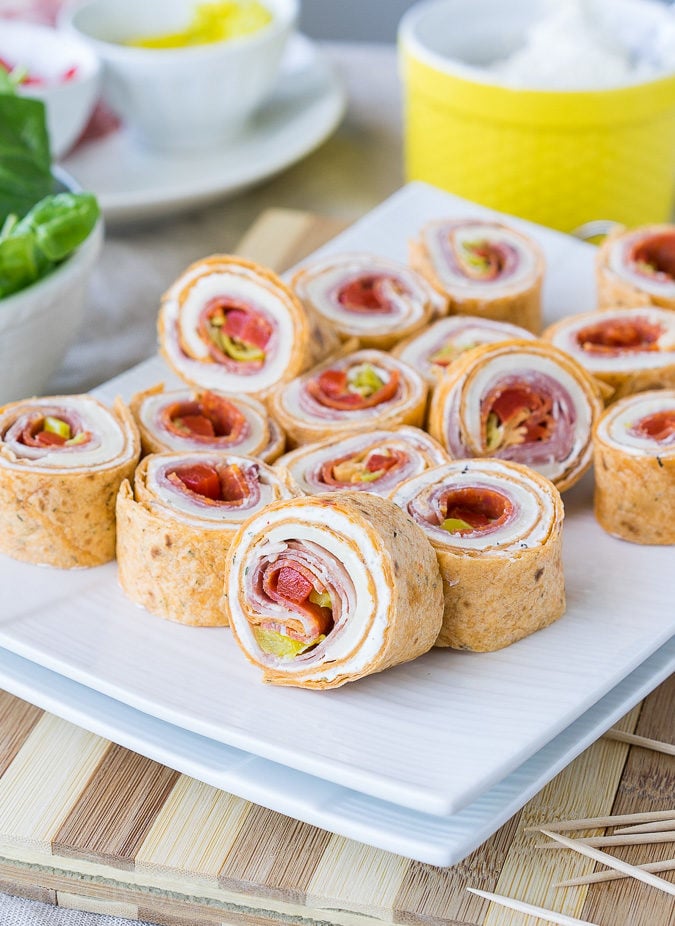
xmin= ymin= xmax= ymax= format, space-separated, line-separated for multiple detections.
xmin=116 ymin=452 xmax=297 ymax=626
xmin=593 ymin=390 xmax=675 ymax=545
xmin=543 ymin=307 xmax=675 ymax=402
xmin=275 ymin=426 xmax=449 ymax=497
xmin=394 ymin=314 xmax=535 ymax=384
xmin=269 ymin=349 xmax=428 ymax=447
xmin=427 ymin=339 xmax=604 ymax=492
xmin=224 ymin=493 xmax=444 ymax=688
xmin=291 ymin=251 xmax=445 ymax=349
xmin=158 ymin=255 xmax=340 ymax=399
xmin=0 ymin=395 xmax=140 ymax=567
xmin=130 ymin=383 xmax=285 ymax=463
xmin=597 ymin=224 xmax=675 ymax=310
xmin=390 ymin=459 xmax=565 ymax=651
xmin=410 ymin=218 xmax=545 ymax=332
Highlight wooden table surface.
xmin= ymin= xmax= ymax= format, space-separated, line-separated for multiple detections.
xmin=0 ymin=209 xmax=673 ymax=926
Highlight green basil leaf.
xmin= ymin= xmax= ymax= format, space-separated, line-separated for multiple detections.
xmin=15 ymin=192 xmax=100 ymax=261
xmin=0 ymin=232 xmax=45 ymax=298
xmin=0 ymin=95 xmax=52 ymax=222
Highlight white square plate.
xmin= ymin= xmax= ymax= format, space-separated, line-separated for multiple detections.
xmin=0 ymin=183 xmax=673 ymax=818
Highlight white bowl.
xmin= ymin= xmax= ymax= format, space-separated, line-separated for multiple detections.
xmin=0 ymin=170 xmax=103 ymax=405
xmin=0 ymin=20 xmax=101 ymax=159
xmin=60 ymin=0 xmax=298 ymax=154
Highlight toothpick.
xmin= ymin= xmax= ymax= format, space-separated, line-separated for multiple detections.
xmin=540 ymin=830 xmax=675 ymax=896
xmin=537 ymin=831 xmax=675 ymax=849
xmin=555 ymin=859 xmax=675 ymax=889
xmin=466 ymin=887 xmax=598 ymax=925
xmin=615 ymin=819 xmax=675 ymax=835
xmin=525 ymin=809 xmax=675 ymax=833
xmin=603 ymin=729 xmax=675 ymax=756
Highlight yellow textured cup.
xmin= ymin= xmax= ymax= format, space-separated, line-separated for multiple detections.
xmin=399 ymin=0 xmax=675 ymax=233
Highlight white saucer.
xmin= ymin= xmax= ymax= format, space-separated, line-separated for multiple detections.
xmin=60 ymin=35 xmax=345 ymax=224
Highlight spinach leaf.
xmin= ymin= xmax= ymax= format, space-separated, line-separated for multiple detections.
xmin=0 ymin=95 xmax=53 ymax=222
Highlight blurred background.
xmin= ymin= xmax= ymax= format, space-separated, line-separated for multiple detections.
xmin=299 ymin=0 xmax=415 ymax=42
xmin=2 ymin=0 xmax=420 ymax=39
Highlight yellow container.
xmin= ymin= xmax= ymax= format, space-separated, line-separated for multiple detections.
xmin=399 ymin=0 xmax=675 ymax=233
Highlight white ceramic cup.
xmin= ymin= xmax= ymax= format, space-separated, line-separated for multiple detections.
xmin=60 ymin=0 xmax=298 ymax=154
xmin=0 ymin=21 xmax=100 ymax=158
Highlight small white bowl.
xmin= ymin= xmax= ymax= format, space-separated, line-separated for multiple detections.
xmin=60 ymin=0 xmax=298 ymax=154
xmin=0 ymin=20 xmax=101 ymax=159
xmin=0 ymin=170 xmax=103 ymax=405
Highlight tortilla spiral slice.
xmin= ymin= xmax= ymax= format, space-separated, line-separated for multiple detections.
xmin=116 ymin=451 xmax=297 ymax=626
xmin=290 ymin=251 xmax=445 ymax=349
xmin=394 ymin=314 xmax=535 ymax=384
xmin=596 ymin=224 xmax=675 ymax=310
xmin=224 ymin=492 xmax=444 ymax=689
xmin=269 ymin=349 xmax=428 ymax=447
xmin=0 ymin=395 xmax=140 ymax=568
xmin=593 ymin=390 xmax=675 ymax=545
xmin=543 ymin=307 xmax=675 ymax=403
xmin=410 ymin=218 xmax=545 ymax=333
xmin=130 ymin=383 xmax=285 ymax=462
xmin=158 ymin=255 xmax=340 ymax=399
xmin=275 ymin=426 xmax=449 ymax=498
xmin=427 ymin=339 xmax=605 ymax=492
xmin=390 ymin=459 xmax=565 ymax=651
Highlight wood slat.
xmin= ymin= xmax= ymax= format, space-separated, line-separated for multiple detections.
xmin=218 ymin=804 xmax=333 ymax=903
xmin=52 ymin=744 xmax=180 ymax=868
xmin=0 ymin=714 xmax=109 ymax=853
xmin=307 ymin=836 xmax=408 ymax=918
xmin=234 ymin=207 xmax=347 ymax=274
xmin=135 ymin=776 xmax=252 ymax=881
xmin=0 ymin=691 xmax=43 ymax=776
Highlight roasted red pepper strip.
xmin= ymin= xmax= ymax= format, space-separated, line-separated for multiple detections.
xmin=171 ymin=463 xmax=221 ymax=500
xmin=222 ymin=309 xmax=272 ymax=350
xmin=632 ymin=232 xmax=675 ymax=280
xmin=308 ymin=368 xmax=400 ymax=411
xmin=439 ymin=486 xmax=513 ymax=531
xmin=163 ymin=392 xmax=247 ymax=443
xmin=576 ymin=318 xmax=661 ymax=354
xmin=262 ymin=563 xmax=334 ymax=640
xmin=337 ymin=274 xmax=399 ymax=313
xmin=634 ymin=410 xmax=675 ymax=442
xmin=486 ymin=384 xmax=554 ymax=445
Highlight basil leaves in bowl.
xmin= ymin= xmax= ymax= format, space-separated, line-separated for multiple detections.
xmin=0 ymin=88 xmax=102 ymax=404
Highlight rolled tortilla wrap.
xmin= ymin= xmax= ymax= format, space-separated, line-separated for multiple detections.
xmin=427 ymin=339 xmax=604 ymax=492
xmin=275 ymin=426 xmax=449 ymax=498
xmin=390 ymin=460 xmax=565 ymax=651
xmin=291 ymin=251 xmax=445 ymax=349
xmin=116 ymin=452 xmax=297 ymax=626
xmin=158 ymin=255 xmax=340 ymax=399
xmin=130 ymin=383 xmax=285 ymax=462
xmin=543 ymin=307 xmax=675 ymax=403
xmin=410 ymin=218 xmax=544 ymax=333
xmin=593 ymin=390 xmax=675 ymax=545
xmin=0 ymin=395 xmax=140 ymax=568
xmin=224 ymin=492 xmax=444 ymax=688
xmin=269 ymin=349 xmax=428 ymax=447
xmin=394 ymin=314 xmax=535 ymax=385
xmin=596 ymin=224 xmax=675 ymax=309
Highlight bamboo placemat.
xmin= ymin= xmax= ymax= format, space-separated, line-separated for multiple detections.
xmin=0 ymin=209 xmax=673 ymax=926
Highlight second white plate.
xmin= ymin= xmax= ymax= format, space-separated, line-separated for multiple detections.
xmin=61 ymin=35 xmax=345 ymax=223
xmin=0 ymin=638 xmax=672 ymax=867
